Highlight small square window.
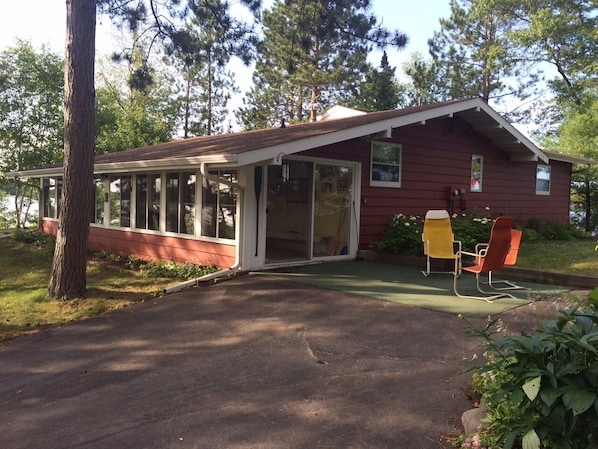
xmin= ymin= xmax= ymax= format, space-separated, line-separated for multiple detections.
xmin=536 ymin=164 xmax=551 ymax=195
xmin=370 ymin=141 xmax=401 ymax=188
xmin=471 ymin=155 xmax=483 ymax=192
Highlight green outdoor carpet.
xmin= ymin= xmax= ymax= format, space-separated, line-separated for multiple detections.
xmin=255 ymin=260 xmax=570 ymax=316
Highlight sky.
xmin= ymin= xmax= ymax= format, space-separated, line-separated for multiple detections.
xmin=0 ymin=0 xmax=451 ymax=71
xmin=0 ymin=0 xmax=452 ymax=126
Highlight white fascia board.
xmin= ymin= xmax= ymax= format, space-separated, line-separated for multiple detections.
xmin=93 ymin=155 xmax=237 ymax=174
xmin=473 ymin=101 xmax=548 ymax=163
xmin=7 ymin=167 xmax=62 ymax=178
xmin=6 ymin=156 xmax=237 ymax=178
xmin=236 ymin=103 xmax=484 ymax=166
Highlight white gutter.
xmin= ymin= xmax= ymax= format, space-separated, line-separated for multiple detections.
xmin=163 ymin=162 xmax=244 ymax=294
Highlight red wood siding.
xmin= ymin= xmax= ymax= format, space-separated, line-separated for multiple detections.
xmin=304 ymin=116 xmax=571 ymax=250
xmin=41 ymin=220 xmax=236 ymax=267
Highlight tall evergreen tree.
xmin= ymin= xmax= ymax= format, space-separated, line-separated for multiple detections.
xmin=49 ymin=0 xmax=260 ymax=300
xmin=164 ymin=15 xmax=240 ymax=137
xmin=351 ymin=52 xmax=399 ymax=112
xmin=238 ymin=0 xmax=407 ymax=129
xmin=399 ymin=52 xmax=446 ymax=107
xmin=426 ymin=0 xmax=538 ymax=108
xmin=48 ymin=0 xmax=96 ymax=300
xmin=492 ymin=0 xmax=597 ymax=108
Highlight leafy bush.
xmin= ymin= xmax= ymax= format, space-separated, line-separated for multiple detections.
xmin=139 ymin=260 xmax=219 ymax=279
xmin=471 ymin=308 xmax=598 ymax=449
xmin=452 ymin=209 xmax=493 ymax=252
xmin=11 ymin=229 xmax=55 ymax=248
xmin=92 ymin=251 xmax=219 ymax=279
xmin=588 ymin=287 xmax=598 ymax=309
xmin=541 ymin=222 xmax=573 ymax=240
xmin=374 ymin=213 xmax=422 ymax=256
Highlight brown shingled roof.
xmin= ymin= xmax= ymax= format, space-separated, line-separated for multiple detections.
xmin=8 ymin=98 xmax=549 ymax=177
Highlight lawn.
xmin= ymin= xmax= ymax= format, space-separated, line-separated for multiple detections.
xmin=516 ymin=238 xmax=598 ymax=276
xmin=0 ymin=235 xmax=596 ymax=342
xmin=0 ymin=237 xmax=182 ymax=342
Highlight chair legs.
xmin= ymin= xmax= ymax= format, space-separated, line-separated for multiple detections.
xmin=453 ymin=260 xmax=515 ymax=303
xmin=421 ymin=255 xmax=461 ymax=277
xmin=486 ymin=272 xmax=527 ymax=290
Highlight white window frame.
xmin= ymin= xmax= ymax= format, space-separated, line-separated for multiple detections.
xmin=536 ymin=164 xmax=551 ymax=195
xmin=370 ymin=140 xmax=402 ymax=188
xmin=471 ymin=155 xmax=483 ymax=192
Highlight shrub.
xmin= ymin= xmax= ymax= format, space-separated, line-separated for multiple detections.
xmin=471 ymin=308 xmax=598 ymax=449
xmin=11 ymin=229 xmax=55 ymax=248
xmin=451 ymin=209 xmax=493 ymax=252
xmin=139 ymin=260 xmax=219 ymax=279
xmin=588 ymin=287 xmax=598 ymax=309
xmin=373 ymin=214 xmax=422 ymax=256
xmin=541 ymin=222 xmax=573 ymax=240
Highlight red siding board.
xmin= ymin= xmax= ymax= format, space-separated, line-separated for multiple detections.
xmin=40 ymin=220 xmax=236 ymax=268
xmin=307 ymin=116 xmax=571 ymax=249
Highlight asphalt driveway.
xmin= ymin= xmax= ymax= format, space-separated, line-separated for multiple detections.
xmin=0 ymin=273 xmax=563 ymax=449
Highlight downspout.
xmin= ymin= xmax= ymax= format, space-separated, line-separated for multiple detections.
xmin=163 ymin=162 xmax=245 ymax=294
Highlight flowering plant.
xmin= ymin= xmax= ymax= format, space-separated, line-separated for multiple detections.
xmin=374 ymin=213 xmax=422 ymax=256
xmin=374 ymin=208 xmax=496 ymax=256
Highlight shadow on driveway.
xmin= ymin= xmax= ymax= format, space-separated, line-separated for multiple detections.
xmin=0 ymin=274 xmax=562 ymax=449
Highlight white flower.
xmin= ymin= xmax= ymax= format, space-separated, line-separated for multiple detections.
xmin=404 ymin=222 xmax=410 ymax=227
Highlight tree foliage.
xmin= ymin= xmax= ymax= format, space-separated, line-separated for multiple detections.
xmin=95 ymin=54 xmax=178 ymax=153
xmin=0 ymin=40 xmax=63 ymax=228
xmin=164 ymin=13 xmax=240 ymax=137
xmin=0 ymin=40 xmax=64 ymax=173
xmin=238 ymin=0 xmax=407 ymax=129
xmin=350 ymin=51 xmax=399 ymax=112
xmin=426 ymin=0 xmax=539 ymax=108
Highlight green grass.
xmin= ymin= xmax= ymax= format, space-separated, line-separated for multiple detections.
xmin=0 ymin=235 xmax=597 ymax=343
xmin=516 ymin=239 xmax=598 ymax=276
xmin=0 ymin=237 xmax=183 ymax=342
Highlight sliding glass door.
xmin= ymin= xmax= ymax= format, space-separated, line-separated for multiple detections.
xmin=265 ymin=160 xmax=355 ymax=263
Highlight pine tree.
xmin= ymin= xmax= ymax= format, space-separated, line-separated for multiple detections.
xmin=427 ymin=0 xmax=538 ymax=107
xmin=238 ymin=0 xmax=407 ymax=128
xmin=351 ymin=52 xmax=400 ymax=112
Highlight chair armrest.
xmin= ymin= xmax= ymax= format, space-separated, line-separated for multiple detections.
xmin=475 ymin=242 xmax=489 ymax=254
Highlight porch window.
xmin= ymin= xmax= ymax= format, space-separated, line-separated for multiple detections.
xmin=536 ymin=164 xmax=551 ymax=195
xmin=135 ymin=174 xmax=161 ymax=231
xmin=370 ymin=141 xmax=402 ymax=187
xmin=109 ymin=175 xmax=131 ymax=227
xmin=42 ymin=177 xmax=62 ymax=219
xmin=471 ymin=155 xmax=483 ymax=192
xmin=166 ymin=172 xmax=196 ymax=235
xmin=201 ymin=170 xmax=237 ymax=240
xmin=93 ymin=177 xmax=105 ymax=225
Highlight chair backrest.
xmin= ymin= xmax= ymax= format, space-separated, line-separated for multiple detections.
xmin=477 ymin=216 xmax=513 ymax=273
xmin=422 ymin=210 xmax=455 ymax=257
xmin=504 ymin=229 xmax=522 ymax=266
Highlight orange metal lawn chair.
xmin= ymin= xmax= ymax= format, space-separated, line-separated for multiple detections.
xmin=454 ymin=216 xmax=515 ymax=302
xmin=421 ymin=210 xmax=462 ymax=276
xmin=486 ymin=228 xmax=526 ymax=290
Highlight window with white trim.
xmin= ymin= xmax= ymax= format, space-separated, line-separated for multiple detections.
xmin=471 ymin=155 xmax=483 ymax=192
xmin=201 ymin=170 xmax=238 ymax=240
xmin=42 ymin=177 xmax=62 ymax=219
xmin=370 ymin=141 xmax=402 ymax=187
xmin=536 ymin=164 xmax=551 ymax=195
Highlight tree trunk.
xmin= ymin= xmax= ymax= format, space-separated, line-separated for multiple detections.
xmin=48 ymin=0 xmax=96 ymax=300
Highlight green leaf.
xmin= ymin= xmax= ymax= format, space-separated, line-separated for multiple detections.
xmin=563 ymin=388 xmax=596 ymax=416
xmin=523 ymin=376 xmax=542 ymax=401
xmin=522 ymin=429 xmax=541 ymax=449
xmin=539 ymin=384 xmax=560 ymax=407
